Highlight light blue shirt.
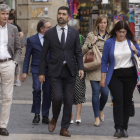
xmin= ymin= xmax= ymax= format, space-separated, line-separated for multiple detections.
xmin=38 ymin=33 xmax=44 ymax=46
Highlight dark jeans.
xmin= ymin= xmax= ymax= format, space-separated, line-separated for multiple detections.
xmin=90 ymin=81 xmax=109 ymax=117
xmin=50 ymin=65 xmax=76 ymax=129
xmin=108 ymin=66 xmax=137 ymax=130
xmin=31 ymin=71 xmax=51 ymax=117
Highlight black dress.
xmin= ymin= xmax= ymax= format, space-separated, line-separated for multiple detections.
xmin=73 ymin=35 xmax=86 ymax=105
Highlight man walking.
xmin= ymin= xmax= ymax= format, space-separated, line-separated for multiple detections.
xmin=21 ymin=19 xmax=52 ymax=124
xmin=0 ymin=4 xmax=21 ymax=136
xmin=39 ymin=6 xmax=84 ymax=137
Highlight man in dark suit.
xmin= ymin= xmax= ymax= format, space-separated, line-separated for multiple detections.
xmin=21 ymin=19 xmax=51 ymax=124
xmin=0 ymin=4 xmax=21 ymax=136
xmin=39 ymin=6 xmax=84 ymax=137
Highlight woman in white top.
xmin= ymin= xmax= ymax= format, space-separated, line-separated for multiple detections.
xmin=100 ymin=20 xmax=140 ymax=138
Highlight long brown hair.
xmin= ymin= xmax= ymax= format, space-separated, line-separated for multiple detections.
xmin=109 ymin=20 xmax=137 ymax=43
xmin=93 ymin=14 xmax=110 ymax=33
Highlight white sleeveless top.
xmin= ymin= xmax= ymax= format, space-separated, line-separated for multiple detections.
xmin=114 ymin=40 xmax=134 ymax=69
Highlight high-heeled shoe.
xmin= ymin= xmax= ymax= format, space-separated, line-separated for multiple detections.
xmin=99 ymin=114 xmax=104 ymax=122
xmin=94 ymin=121 xmax=100 ymax=127
xmin=76 ymin=119 xmax=81 ymax=124
xmin=70 ymin=120 xmax=74 ymax=124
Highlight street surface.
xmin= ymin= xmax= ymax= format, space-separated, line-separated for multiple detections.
xmin=0 ymin=76 xmax=140 ymax=140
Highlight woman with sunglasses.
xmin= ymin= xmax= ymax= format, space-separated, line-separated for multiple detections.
xmin=100 ymin=20 xmax=140 ymax=138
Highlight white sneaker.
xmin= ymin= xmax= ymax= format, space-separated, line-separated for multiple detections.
xmin=15 ymin=80 xmax=21 ymax=86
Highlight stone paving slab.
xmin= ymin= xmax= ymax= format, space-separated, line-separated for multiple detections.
xmin=0 ymin=134 xmax=140 ymax=140
xmin=0 ymin=104 xmax=139 ymax=137
xmin=1 ymin=76 xmax=140 ymax=103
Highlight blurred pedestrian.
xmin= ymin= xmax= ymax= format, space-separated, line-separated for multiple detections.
xmin=100 ymin=20 xmax=140 ymax=138
xmin=8 ymin=13 xmax=23 ymax=86
xmin=21 ymin=19 xmax=52 ymax=124
xmin=38 ymin=6 xmax=84 ymax=137
xmin=0 ymin=4 xmax=21 ymax=136
xmin=68 ymin=19 xmax=86 ymax=124
xmin=82 ymin=14 xmax=110 ymax=127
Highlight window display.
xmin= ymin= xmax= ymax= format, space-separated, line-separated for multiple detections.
xmin=31 ymin=0 xmax=49 ymax=2
xmin=67 ymin=0 xmax=140 ymax=38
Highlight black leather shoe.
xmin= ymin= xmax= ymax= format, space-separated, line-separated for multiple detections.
xmin=32 ymin=114 xmax=40 ymax=124
xmin=42 ymin=116 xmax=50 ymax=124
xmin=114 ymin=129 xmax=122 ymax=138
xmin=122 ymin=129 xmax=128 ymax=138
xmin=0 ymin=128 xmax=9 ymax=136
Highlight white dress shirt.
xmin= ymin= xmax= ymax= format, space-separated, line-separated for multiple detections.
xmin=38 ymin=33 xmax=44 ymax=46
xmin=56 ymin=24 xmax=68 ymax=64
xmin=0 ymin=23 xmax=11 ymax=59
xmin=114 ymin=40 xmax=134 ymax=69
xmin=56 ymin=24 xmax=68 ymax=42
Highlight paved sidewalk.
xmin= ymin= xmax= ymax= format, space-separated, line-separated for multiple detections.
xmin=0 ymin=75 xmax=140 ymax=140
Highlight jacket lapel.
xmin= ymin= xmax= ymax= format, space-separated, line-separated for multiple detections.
xmin=53 ymin=26 xmax=61 ymax=47
xmin=7 ymin=23 xmax=12 ymax=48
xmin=65 ymin=26 xmax=71 ymax=48
xmin=35 ymin=33 xmax=42 ymax=47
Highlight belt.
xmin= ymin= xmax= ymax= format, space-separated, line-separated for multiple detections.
xmin=0 ymin=58 xmax=13 ymax=63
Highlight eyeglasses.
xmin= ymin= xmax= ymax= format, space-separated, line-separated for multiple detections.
xmin=117 ymin=31 xmax=127 ymax=34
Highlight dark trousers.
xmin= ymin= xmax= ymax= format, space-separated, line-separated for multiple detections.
xmin=31 ymin=70 xmax=51 ymax=117
xmin=108 ymin=66 xmax=137 ymax=130
xmin=50 ymin=65 xmax=76 ymax=129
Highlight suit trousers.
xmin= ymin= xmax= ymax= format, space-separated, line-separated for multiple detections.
xmin=0 ymin=60 xmax=15 ymax=128
xmin=108 ymin=66 xmax=137 ymax=130
xmin=31 ymin=70 xmax=51 ymax=117
xmin=50 ymin=64 xmax=76 ymax=129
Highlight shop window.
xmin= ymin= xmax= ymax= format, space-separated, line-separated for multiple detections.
xmin=69 ymin=0 xmax=134 ymax=37
xmin=31 ymin=0 xmax=49 ymax=2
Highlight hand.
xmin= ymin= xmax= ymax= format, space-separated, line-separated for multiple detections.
xmin=21 ymin=73 xmax=27 ymax=82
xmin=131 ymin=45 xmax=138 ymax=55
xmin=79 ymin=70 xmax=84 ymax=80
xmin=38 ymin=75 xmax=45 ymax=84
xmin=92 ymin=36 xmax=98 ymax=45
xmin=100 ymin=78 xmax=106 ymax=87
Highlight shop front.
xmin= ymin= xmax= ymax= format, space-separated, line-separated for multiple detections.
xmin=67 ymin=0 xmax=140 ymax=39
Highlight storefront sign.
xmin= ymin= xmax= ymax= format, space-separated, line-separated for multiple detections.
xmin=31 ymin=6 xmax=48 ymax=17
xmin=31 ymin=0 xmax=49 ymax=2
xmin=102 ymin=0 xmax=108 ymax=4
xmin=129 ymin=0 xmax=140 ymax=3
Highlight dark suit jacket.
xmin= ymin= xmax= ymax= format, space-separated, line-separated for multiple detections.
xmin=7 ymin=23 xmax=22 ymax=64
xmin=39 ymin=25 xmax=84 ymax=77
xmin=23 ymin=33 xmax=49 ymax=74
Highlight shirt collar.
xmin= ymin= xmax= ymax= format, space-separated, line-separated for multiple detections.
xmin=98 ymin=30 xmax=107 ymax=39
xmin=57 ymin=24 xmax=68 ymax=30
xmin=0 ymin=22 xmax=7 ymax=29
xmin=38 ymin=32 xmax=44 ymax=38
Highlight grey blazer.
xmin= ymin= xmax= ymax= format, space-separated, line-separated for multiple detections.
xmin=7 ymin=23 xmax=22 ymax=64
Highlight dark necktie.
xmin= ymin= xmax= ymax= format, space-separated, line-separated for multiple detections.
xmin=61 ymin=28 xmax=65 ymax=48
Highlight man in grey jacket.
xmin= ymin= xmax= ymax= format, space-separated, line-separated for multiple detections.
xmin=0 ymin=4 xmax=21 ymax=136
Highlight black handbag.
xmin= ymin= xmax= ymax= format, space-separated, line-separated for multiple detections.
xmin=129 ymin=99 xmax=135 ymax=117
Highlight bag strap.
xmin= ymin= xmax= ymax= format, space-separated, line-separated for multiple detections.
xmin=79 ymin=35 xmax=83 ymax=47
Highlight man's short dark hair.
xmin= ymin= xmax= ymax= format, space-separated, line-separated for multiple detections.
xmin=37 ymin=19 xmax=49 ymax=33
xmin=58 ymin=6 xmax=71 ymax=17
xmin=9 ymin=14 xmax=15 ymax=20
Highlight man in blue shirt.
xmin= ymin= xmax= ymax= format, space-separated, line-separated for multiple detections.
xmin=21 ymin=19 xmax=51 ymax=124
